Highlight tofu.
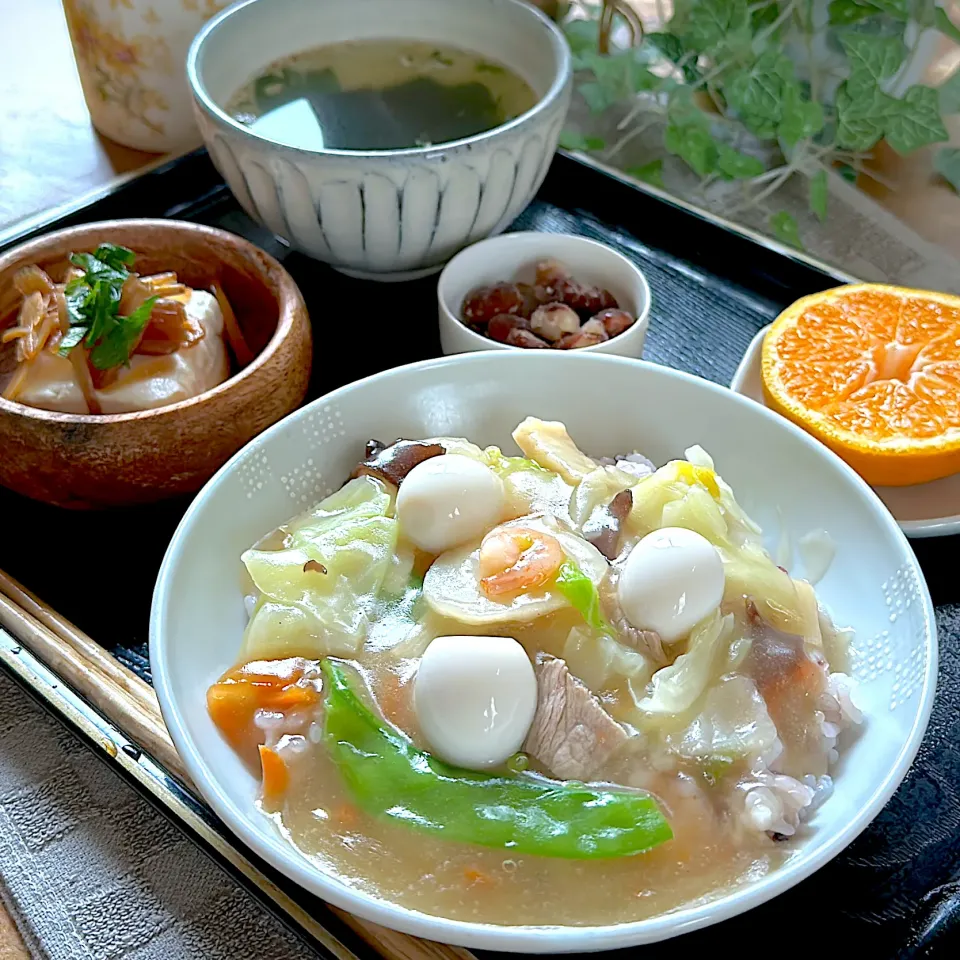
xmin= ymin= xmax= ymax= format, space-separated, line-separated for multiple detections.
xmin=16 ymin=290 xmax=230 ymax=414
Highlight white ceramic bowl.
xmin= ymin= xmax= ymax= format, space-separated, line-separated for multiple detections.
xmin=437 ymin=232 xmax=651 ymax=357
xmin=151 ymin=352 xmax=936 ymax=952
xmin=187 ymin=0 xmax=572 ymax=281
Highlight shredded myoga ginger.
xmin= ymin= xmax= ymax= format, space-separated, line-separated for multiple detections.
xmin=1 ymin=253 xmax=253 ymax=412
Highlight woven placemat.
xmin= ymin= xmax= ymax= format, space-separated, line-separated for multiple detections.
xmin=0 ymin=670 xmax=316 ymax=960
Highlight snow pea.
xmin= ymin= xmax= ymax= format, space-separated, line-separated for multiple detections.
xmin=321 ymin=660 xmax=672 ymax=859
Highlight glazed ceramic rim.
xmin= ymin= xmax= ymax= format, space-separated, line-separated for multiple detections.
xmin=0 ymin=219 xmax=304 ymax=425
xmin=436 ymin=232 xmax=652 ymax=354
xmin=151 ymin=350 xmax=937 ymax=952
xmin=186 ymin=0 xmax=572 ymax=160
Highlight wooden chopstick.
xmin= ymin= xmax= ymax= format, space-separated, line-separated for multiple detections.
xmin=0 ymin=568 xmax=476 ymax=960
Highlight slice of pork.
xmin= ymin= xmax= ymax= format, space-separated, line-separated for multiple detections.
xmin=599 ymin=569 xmax=667 ymax=665
xmin=523 ymin=654 xmax=628 ymax=782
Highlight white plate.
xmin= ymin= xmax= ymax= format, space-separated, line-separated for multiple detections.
xmin=151 ymin=351 xmax=936 ymax=952
xmin=732 ymin=325 xmax=960 ymax=539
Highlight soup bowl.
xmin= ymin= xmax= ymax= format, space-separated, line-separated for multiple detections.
xmin=151 ymin=351 xmax=936 ymax=951
xmin=187 ymin=0 xmax=572 ymax=282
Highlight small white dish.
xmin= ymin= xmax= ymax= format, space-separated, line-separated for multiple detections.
xmin=437 ymin=231 xmax=651 ymax=356
xmin=732 ymin=326 xmax=960 ymax=538
xmin=151 ymin=351 xmax=935 ymax=951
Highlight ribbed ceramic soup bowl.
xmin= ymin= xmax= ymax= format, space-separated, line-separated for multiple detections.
xmin=187 ymin=0 xmax=572 ymax=281
xmin=151 ymin=352 xmax=936 ymax=952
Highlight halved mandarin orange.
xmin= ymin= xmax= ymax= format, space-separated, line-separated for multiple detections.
xmin=761 ymin=283 xmax=960 ymax=486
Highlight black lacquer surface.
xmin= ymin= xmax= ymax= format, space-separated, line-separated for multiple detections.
xmin=1 ymin=150 xmax=956 ymax=956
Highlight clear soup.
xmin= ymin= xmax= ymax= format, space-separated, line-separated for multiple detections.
xmin=228 ymin=40 xmax=537 ymax=151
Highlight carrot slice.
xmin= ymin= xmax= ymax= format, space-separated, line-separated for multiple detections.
xmin=206 ymin=657 xmax=320 ymax=762
xmin=258 ymin=745 xmax=289 ymax=804
xmin=463 ymin=867 xmax=495 ymax=887
xmin=269 ymin=685 xmax=317 ymax=712
xmin=206 ymin=681 xmax=262 ymax=750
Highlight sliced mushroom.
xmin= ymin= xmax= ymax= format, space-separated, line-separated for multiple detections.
xmin=352 ymin=439 xmax=445 ymax=487
xmin=584 ymin=488 xmax=633 ymax=561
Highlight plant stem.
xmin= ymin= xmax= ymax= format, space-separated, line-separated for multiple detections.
xmin=748 ymin=163 xmax=792 ymax=185
xmin=755 ymin=0 xmax=798 ymax=46
xmin=706 ymin=82 xmax=726 ymax=116
xmin=733 ymin=163 xmax=798 ymax=213
xmin=604 ymin=113 xmax=663 ymax=159
xmin=841 ymin=160 xmax=898 ymax=191
xmin=800 ymin=0 xmax=820 ymax=104
xmin=693 ymin=60 xmax=731 ymax=91
xmin=616 ymin=98 xmax=649 ymax=130
xmin=896 ymin=29 xmax=925 ymax=93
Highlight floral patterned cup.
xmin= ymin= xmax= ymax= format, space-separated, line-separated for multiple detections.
xmin=63 ymin=0 xmax=231 ymax=153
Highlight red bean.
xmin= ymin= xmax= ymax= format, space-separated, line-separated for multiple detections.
xmin=461 ymin=261 xmax=623 ymax=344
xmin=487 ymin=313 xmax=530 ymax=343
xmin=516 ymin=282 xmax=540 ymax=319
xmin=593 ymin=308 xmax=635 ymax=338
xmin=535 ymin=258 xmax=571 ymax=289
xmin=462 ymin=283 xmax=525 ymax=327
xmin=598 ymin=288 xmax=619 ymax=310
xmin=533 ymin=258 xmax=579 ymax=305
xmin=564 ymin=285 xmax=618 ymax=315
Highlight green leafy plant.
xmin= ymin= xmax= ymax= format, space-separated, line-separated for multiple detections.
xmin=562 ymin=0 xmax=960 ymax=249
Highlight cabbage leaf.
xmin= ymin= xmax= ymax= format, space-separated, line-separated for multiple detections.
xmin=563 ymin=625 xmax=654 ymax=694
xmin=570 ymin=464 xmax=636 ymax=528
xmin=629 ymin=455 xmax=803 ymax=635
xmin=554 ymin=560 xmax=612 ymax=634
xmin=241 ymin=475 xmax=398 ymax=659
xmin=635 ymin=611 xmax=733 ymax=716
xmin=663 ymin=674 xmax=778 ymax=765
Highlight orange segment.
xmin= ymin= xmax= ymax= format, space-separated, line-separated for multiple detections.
xmin=761 ymin=283 xmax=960 ymax=486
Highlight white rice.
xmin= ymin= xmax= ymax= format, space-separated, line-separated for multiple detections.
xmin=740 ymin=772 xmax=816 ymax=836
xmin=739 ymin=670 xmax=861 ymax=838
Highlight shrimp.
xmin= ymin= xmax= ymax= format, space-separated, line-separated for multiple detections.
xmin=478 ymin=525 xmax=565 ymax=597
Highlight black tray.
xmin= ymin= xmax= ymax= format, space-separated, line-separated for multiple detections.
xmin=1 ymin=148 xmax=957 ymax=958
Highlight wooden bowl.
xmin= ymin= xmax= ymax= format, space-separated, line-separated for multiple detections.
xmin=0 ymin=219 xmax=312 ymax=509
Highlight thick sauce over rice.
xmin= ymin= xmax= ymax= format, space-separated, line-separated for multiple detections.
xmin=208 ymin=420 xmax=861 ymax=925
